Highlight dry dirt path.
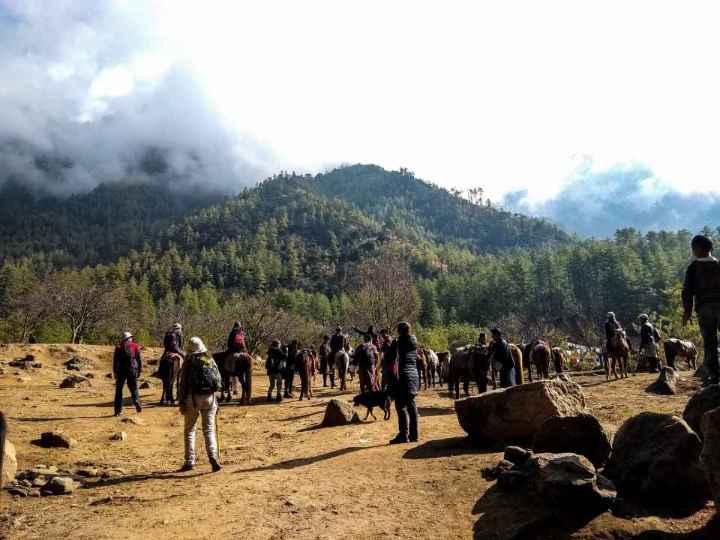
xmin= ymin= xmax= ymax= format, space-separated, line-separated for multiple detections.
xmin=0 ymin=344 xmax=716 ymax=539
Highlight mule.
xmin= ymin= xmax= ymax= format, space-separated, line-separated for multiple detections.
xmin=159 ymin=352 xmax=183 ymax=405
xmin=663 ymin=338 xmax=697 ymax=370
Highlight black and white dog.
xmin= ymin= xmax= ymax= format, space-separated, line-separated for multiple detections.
xmin=352 ymin=391 xmax=392 ymax=421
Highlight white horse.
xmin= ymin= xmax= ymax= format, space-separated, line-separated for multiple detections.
xmin=335 ymin=349 xmax=350 ymax=391
xmin=425 ymin=348 xmax=440 ymax=387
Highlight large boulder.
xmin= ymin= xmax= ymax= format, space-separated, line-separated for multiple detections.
xmin=321 ymin=399 xmax=359 ymax=427
xmin=486 ymin=450 xmax=616 ymax=527
xmin=646 ymin=366 xmax=679 ymax=395
xmin=603 ymin=412 xmax=709 ymax=504
xmin=532 ymin=414 xmax=612 ymax=468
xmin=683 ymin=384 xmax=720 ymax=438
xmin=59 ymin=374 xmax=91 ymax=389
xmin=454 ymin=379 xmax=587 ymax=443
xmin=2 ymin=439 xmax=17 ymax=488
xmin=700 ymin=406 xmax=720 ymax=507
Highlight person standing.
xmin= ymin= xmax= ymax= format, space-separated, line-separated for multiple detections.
xmin=266 ymin=340 xmax=287 ymax=402
xmin=160 ymin=322 xmax=184 ymax=404
xmin=380 ymin=331 xmax=394 ymax=391
xmin=638 ymin=314 xmax=661 ymax=372
xmin=387 ymin=322 xmax=420 ymax=444
xmin=490 ymin=328 xmax=515 ymax=388
xmin=285 ymin=340 xmax=299 ymax=398
xmin=356 ymin=333 xmax=378 ymax=393
xmin=319 ymin=335 xmax=332 ymax=387
xmin=227 ymin=321 xmax=246 ymax=353
xmin=113 ymin=331 xmax=142 ymax=416
xmin=474 ymin=333 xmax=491 ymax=393
xmin=683 ymin=234 xmax=720 ymax=386
xmin=177 ymin=337 xmax=222 ymax=472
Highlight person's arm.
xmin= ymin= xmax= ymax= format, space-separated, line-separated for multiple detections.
xmin=682 ymin=264 xmax=695 ymax=325
xmin=136 ymin=346 xmax=142 ymax=375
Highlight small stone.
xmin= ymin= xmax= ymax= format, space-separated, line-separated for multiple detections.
xmin=111 ymin=432 xmax=128 ymax=441
xmin=59 ymin=374 xmax=91 ymax=389
xmin=321 ymin=399 xmax=360 ymax=427
xmin=43 ymin=476 xmax=76 ymax=495
xmin=75 ymin=467 xmax=100 ymax=478
xmin=32 ymin=476 xmax=48 ymax=487
xmin=121 ymin=417 xmax=145 ymax=426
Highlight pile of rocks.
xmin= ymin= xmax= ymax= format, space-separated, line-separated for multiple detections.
xmin=8 ymin=355 xmax=42 ymax=369
xmin=5 ymin=466 xmax=79 ymax=497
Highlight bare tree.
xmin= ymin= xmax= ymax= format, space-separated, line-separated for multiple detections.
xmin=348 ymin=253 xmax=421 ymax=332
xmin=47 ymin=270 xmax=128 ymax=343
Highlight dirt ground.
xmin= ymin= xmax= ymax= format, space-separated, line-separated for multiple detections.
xmin=0 ymin=343 xmax=717 ymax=539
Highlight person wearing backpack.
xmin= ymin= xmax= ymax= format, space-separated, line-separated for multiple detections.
xmin=113 ymin=332 xmax=143 ymax=416
xmin=265 ymin=340 xmax=287 ymax=402
xmin=177 ymin=337 xmax=222 ymax=472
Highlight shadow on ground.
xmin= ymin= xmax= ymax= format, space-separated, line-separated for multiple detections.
xmin=235 ymin=445 xmax=384 ymax=473
xmin=403 ymin=436 xmax=502 ymax=460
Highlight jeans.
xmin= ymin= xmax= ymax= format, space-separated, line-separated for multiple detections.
xmin=268 ymin=373 xmax=283 ymax=401
xmin=183 ymin=393 xmax=218 ymax=466
xmin=359 ymin=365 xmax=376 ymax=393
xmin=395 ymin=391 xmax=418 ymax=441
xmin=284 ymin=369 xmax=295 ymax=396
xmin=114 ymin=371 xmax=140 ymax=415
xmin=698 ymin=303 xmax=720 ymax=380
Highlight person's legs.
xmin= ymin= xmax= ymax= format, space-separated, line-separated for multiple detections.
xmin=698 ymin=304 xmax=720 ymax=382
xmin=407 ymin=393 xmax=418 ymax=442
xmin=393 ymin=393 xmax=409 ymax=442
xmin=127 ymin=372 xmax=141 ymax=412
xmin=199 ymin=396 xmax=220 ymax=470
xmin=183 ymin=405 xmax=200 ymax=467
xmin=114 ymin=373 xmax=126 ymax=415
xmin=267 ymin=375 xmax=274 ymax=401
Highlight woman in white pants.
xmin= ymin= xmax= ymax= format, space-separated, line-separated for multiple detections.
xmin=177 ymin=337 xmax=222 ymax=472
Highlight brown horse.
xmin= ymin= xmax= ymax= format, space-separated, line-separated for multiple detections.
xmin=663 ymin=338 xmax=697 ymax=370
xmin=438 ymin=351 xmax=451 ymax=386
xmin=606 ymin=331 xmax=630 ymax=380
xmin=416 ymin=348 xmax=430 ymax=390
xmin=215 ymin=351 xmax=253 ymax=404
xmin=524 ymin=341 xmax=551 ymax=382
xmin=449 ymin=348 xmax=487 ymax=399
xmin=551 ymin=347 xmax=565 ymax=374
xmin=510 ymin=344 xmax=524 ymax=385
xmin=297 ymin=349 xmax=314 ymax=400
xmin=159 ymin=352 xmax=183 ymax=405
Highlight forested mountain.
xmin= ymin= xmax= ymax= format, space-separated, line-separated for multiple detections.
xmin=311 ymin=165 xmax=569 ymax=251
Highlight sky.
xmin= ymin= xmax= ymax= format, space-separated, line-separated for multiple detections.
xmin=1 ymin=0 xmax=720 ymax=234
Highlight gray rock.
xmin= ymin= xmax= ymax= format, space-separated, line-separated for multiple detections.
xmin=504 ymin=446 xmax=532 ymax=466
xmin=646 ymin=366 xmax=679 ymax=395
xmin=38 ymin=430 xmax=77 ymax=448
xmin=321 ymin=399 xmax=360 ymax=427
xmin=64 ymin=356 xmax=93 ymax=371
xmin=454 ymin=379 xmax=587 ymax=443
xmin=700 ymin=406 xmax=720 ymax=507
xmin=683 ymin=384 xmax=720 ymax=438
xmin=42 ymin=476 xmax=76 ymax=495
xmin=111 ymin=432 xmax=128 ymax=441
xmin=604 ymin=412 xmax=709 ymax=504
xmin=59 ymin=374 xmax=91 ymax=389
xmin=532 ymin=413 xmax=612 ymax=468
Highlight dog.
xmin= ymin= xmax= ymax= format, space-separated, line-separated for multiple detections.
xmin=352 ymin=391 xmax=392 ymax=421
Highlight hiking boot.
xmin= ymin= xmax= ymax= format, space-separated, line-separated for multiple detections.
xmin=409 ymin=435 xmax=419 ymax=443
xmin=178 ymin=463 xmax=194 ymax=472
xmin=210 ymin=458 xmax=222 ymax=472
xmin=389 ymin=435 xmax=409 ymax=445
xmin=135 ymin=404 xmax=142 ymax=413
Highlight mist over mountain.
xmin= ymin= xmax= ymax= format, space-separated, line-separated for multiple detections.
xmin=0 ymin=1 xmax=274 ymax=195
xmin=503 ymin=163 xmax=720 ymax=237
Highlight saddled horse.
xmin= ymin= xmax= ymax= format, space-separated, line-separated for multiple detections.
xmin=335 ymin=349 xmax=351 ymax=391
xmin=297 ymin=349 xmax=315 ymax=400
xmin=214 ymin=351 xmax=253 ymax=404
xmin=524 ymin=340 xmax=551 ymax=382
xmin=159 ymin=352 xmax=183 ymax=405
xmin=663 ymin=338 xmax=697 ymax=370
xmin=606 ymin=330 xmax=631 ymax=380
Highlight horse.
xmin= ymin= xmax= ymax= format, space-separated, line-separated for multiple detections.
xmin=524 ymin=340 xmax=551 ymax=382
xmin=663 ymin=338 xmax=697 ymax=370
xmin=416 ymin=348 xmax=430 ymax=390
xmin=551 ymin=347 xmax=565 ymax=374
xmin=510 ymin=344 xmax=524 ymax=385
xmin=335 ymin=349 xmax=350 ymax=391
xmin=422 ymin=348 xmax=440 ymax=387
xmin=606 ymin=330 xmax=631 ymax=380
xmin=159 ymin=352 xmax=183 ymax=405
xmin=297 ymin=349 xmax=315 ymax=400
xmin=437 ymin=351 xmax=451 ymax=386
xmin=449 ymin=348 xmax=488 ymax=399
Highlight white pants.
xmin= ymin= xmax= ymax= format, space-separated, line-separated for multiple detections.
xmin=183 ymin=393 xmax=218 ymax=466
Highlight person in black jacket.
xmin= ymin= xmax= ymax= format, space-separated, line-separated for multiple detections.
xmin=387 ymin=322 xmax=420 ymax=444
xmin=284 ymin=340 xmax=299 ymax=398
xmin=113 ymin=331 xmax=143 ymax=416
xmin=683 ymin=234 xmax=720 ymax=385
xmin=490 ymin=328 xmax=515 ymax=388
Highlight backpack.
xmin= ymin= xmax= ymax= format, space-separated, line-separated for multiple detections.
xmin=188 ymin=355 xmax=221 ymax=394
